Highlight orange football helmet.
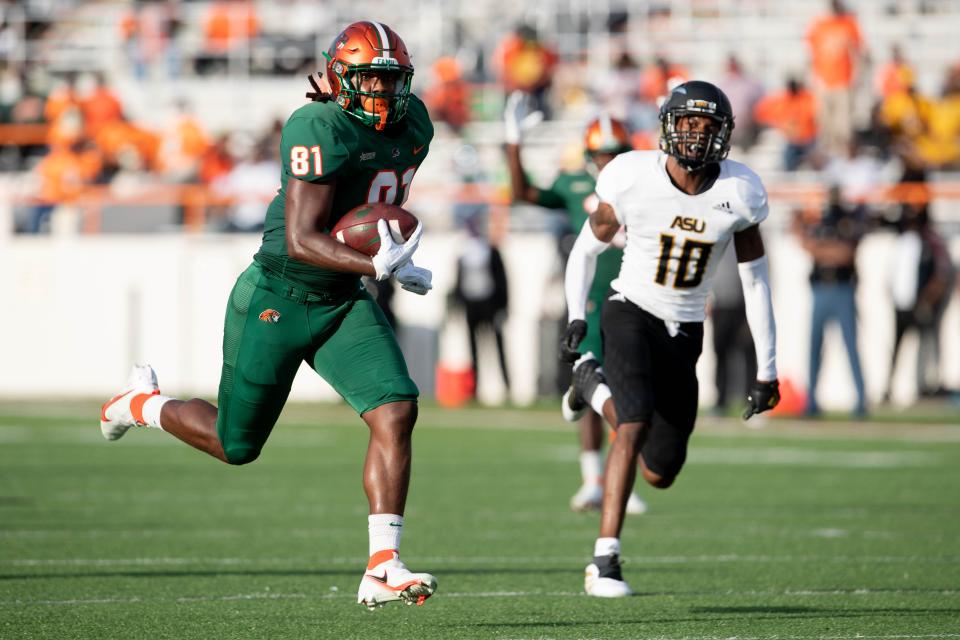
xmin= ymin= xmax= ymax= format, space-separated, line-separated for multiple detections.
xmin=584 ymin=114 xmax=632 ymax=155
xmin=325 ymin=21 xmax=414 ymax=131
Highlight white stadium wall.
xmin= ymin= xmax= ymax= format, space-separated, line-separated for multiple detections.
xmin=1 ymin=227 xmax=958 ymax=410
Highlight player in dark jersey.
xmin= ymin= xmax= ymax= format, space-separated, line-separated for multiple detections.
xmin=504 ymin=92 xmax=647 ymax=515
xmin=99 ymin=21 xmax=437 ymax=610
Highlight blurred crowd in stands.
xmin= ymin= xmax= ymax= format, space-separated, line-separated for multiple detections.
xmin=1 ymin=0 xmax=958 ymax=410
xmin=3 ymin=2 xmax=959 ymax=215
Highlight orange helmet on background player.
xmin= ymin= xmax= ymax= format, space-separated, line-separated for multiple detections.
xmin=583 ymin=114 xmax=632 ymax=172
xmin=325 ymin=21 xmax=414 ymax=131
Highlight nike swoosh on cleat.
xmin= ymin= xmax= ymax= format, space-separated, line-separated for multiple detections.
xmin=100 ymin=388 xmax=133 ymax=422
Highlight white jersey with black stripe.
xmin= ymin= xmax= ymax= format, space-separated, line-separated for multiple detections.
xmin=595 ymin=150 xmax=768 ymax=323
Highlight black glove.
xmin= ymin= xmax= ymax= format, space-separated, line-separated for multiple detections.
xmin=743 ymin=379 xmax=781 ymax=420
xmin=559 ymin=319 xmax=587 ymax=363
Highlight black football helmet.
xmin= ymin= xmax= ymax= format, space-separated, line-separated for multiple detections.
xmin=659 ymin=80 xmax=734 ymax=170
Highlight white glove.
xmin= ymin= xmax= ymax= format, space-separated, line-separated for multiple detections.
xmin=371 ymin=219 xmax=422 ymax=281
xmin=394 ymin=260 xmax=433 ymax=295
xmin=503 ymin=90 xmax=544 ymax=144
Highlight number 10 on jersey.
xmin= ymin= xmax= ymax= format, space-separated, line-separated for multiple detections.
xmin=654 ymin=234 xmax=714 ymax=289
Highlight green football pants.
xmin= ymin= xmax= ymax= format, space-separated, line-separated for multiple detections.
xmin=216 ymin=262 xmax=418 ymax=464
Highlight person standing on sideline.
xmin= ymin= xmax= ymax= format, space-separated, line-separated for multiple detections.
xmin=793 ymin=186 xmax=868 ymax=417
xmin=452 ymin=215 xmax=511 ymax=400
xmin=99 ymin=21 xmax=438 ymax=610
xmin=885 ymin=200 xmax=955 ymax=402
xmin=560 ymin=81 xmax=780 ymax=597
xmin=504 ymin=92 xmax=647 ymax=515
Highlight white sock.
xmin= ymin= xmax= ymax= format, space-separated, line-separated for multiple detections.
xmin=140 ymin=395 xmax=172 ymax=430
xmin=368 ymin=514 xmax=403 ymax=557
xmin=579 ymin=450 xmax=603 ymax=486
xmin=594 ymin=537 xmax=620 ymax=557
xmin=589 ymin=384 xmax=612 ymax=416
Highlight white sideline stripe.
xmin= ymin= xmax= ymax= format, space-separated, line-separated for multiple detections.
xmin=9 ymin=554 xmax=960 ymax=567
xmin=689 ymin=448 xmax=938 ymax=468
xmin=4 ymin=420 xmax=960 ymax=443
xmin=4 ymin=590 xmax=960 ymax=608
xmin=625 ymin=637 xmax=960 ymax=640
xmin=3 ymin=432 xmax=958 ymax=461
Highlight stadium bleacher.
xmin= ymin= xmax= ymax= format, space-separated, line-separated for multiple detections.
xmin=2 ymin=0 xmax=959 ymax=409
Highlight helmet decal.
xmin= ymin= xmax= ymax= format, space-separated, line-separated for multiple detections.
xmin=370 ymin=21 xmax=391 ymax=54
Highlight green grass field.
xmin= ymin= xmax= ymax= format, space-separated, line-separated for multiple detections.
xmin=2 ymin=401 xmax=959 ymax=639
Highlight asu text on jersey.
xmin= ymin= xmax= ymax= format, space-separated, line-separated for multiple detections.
xmin=596 ymin=150 xmax=768 ymax=323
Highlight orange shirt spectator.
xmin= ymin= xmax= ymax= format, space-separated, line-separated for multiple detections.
xmin=160 ymin=112 xmax=211 ymax=177
xmin=876 ymin=61 xmax=914 ymax=98
xmin=37 ymin=143 xmax=100 ymax=204
xmin=204 ymin=1 xmax=260 ymax=54
xmin=640 ymin=57 xmax=689 ymax=102
xmin=175 ymin=116 xmax=209 ymax=159
xmin=754 ymin=82 xmax=818 ymax=145
xmin=494 ymin=28 xmax=558 ymax=93
xmin=875 ymin=46 xmax=914 ymax=98
xmin=46 ymin=107 xmax=84 ymax=148
xmin=119 ymin=9 xmax=138 ymax=43
xmin=81 ymin=81 xmax=124 ymax=137
xmin=200 ymin=134 xmax=234 ymax=184
xmin=806 ymin=5 xmax=863 ymax=90
xmin=44 ymin=82 xmax=80 ymax=124
xmin=95 ymin=120 xmax=161 ymax=171
xmin=424 ymin=57 xmax=471 ymax=133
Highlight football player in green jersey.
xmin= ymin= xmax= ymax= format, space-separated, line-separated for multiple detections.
xmin=100 ymin=21 xmax=437 ymax=610
xmin=504 ymin=92 xmax=647 ymax=516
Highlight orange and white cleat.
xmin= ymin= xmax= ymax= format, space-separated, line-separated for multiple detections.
xmin=357 ymin=550 xmax=437 ymax=610
xmin=99 ymin=364 xmax=159 ymax=441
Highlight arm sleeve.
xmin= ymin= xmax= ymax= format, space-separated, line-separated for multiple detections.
xmin=738 ymin=255 xmax=777 ymax=381
xmin=280 ymin=117 xmax=350 ymax=184
xmin=564 ymin=221 xmax=611 ymax=322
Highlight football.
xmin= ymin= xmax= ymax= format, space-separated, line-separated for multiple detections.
xmin=329 ymin=203 xmax=420 ymax=256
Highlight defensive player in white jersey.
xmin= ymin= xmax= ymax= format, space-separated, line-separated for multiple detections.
xmin=560 ymin=81 xmax=781 ymax=597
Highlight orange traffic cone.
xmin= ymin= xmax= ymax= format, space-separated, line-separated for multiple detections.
xmin=769 ymin=377 xmax=806 ymax=417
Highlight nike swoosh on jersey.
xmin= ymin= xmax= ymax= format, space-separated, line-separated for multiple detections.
xmin=413 ymin=144 xmax=425 ymax=155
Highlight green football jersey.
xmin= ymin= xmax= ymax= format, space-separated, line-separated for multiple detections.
xmin=255 ymin=95 xmax=434 ymax=292
xmin=534 ymin=170 xmax=623 ymax=296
